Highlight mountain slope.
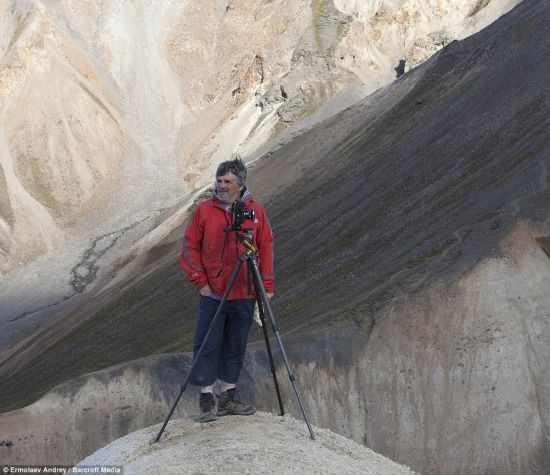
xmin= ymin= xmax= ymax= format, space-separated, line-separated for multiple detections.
xmin=0 ymin=0 xmax=519 ymax=349
xmin=2 ymin=0 xmax=550 ymax=474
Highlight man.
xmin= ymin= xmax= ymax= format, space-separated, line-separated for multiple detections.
xmin=180 ymin=158 xmax=274 ymax=422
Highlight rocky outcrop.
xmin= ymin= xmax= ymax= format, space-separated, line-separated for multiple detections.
xmin=0 ymin=355 xmax=192 ymax=466
xmin=78 ymin=412 xmax=416 ymax=475
xmin=0 ymin=357 xmax=415 ymax=475
xmin=285 ymin=230 xmax=550 ymax=474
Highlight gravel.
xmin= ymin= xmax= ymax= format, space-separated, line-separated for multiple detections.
xmin=77 ymin=412 xmax=417 ymax=475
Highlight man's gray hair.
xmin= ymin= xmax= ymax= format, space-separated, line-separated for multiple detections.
xmin=216 ymin=156 xmax=247 ymax=188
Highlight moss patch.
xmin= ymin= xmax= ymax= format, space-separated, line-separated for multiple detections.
xmin=311 ymin=0 xmax=351 ymax=67
xmin=535 ymin=236 xmax=550 ymax=258
xmin=8 ymin=9 xmax=29 ymax=49
xmin=467 ymin=0 xmax=491 ymax=18
xmin=0 ymin=163 xmax=14 ymax=228
xmin=15 ymin=153 xmax=63 ymax=218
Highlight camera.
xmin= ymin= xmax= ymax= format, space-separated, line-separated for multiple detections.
xmin=230 ymin=200 xmax=255 ymax=231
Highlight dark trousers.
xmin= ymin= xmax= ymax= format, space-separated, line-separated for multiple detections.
xmin=190 ymin=296 xmax=255 ymax=387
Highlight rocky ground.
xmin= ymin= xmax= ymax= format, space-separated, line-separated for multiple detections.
xmin=78 ymin=412 xmax=416 ymax=475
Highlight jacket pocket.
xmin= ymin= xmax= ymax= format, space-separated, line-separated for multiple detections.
xmin=206 ymin=265 xmax=225 ymax=292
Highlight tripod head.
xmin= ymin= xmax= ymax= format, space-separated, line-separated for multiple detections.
xmin=227 ymin=200 xmax=255 ymax=231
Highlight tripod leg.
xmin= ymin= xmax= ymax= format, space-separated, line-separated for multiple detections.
xmin=154 ymin=258 xmax=245 ymax=443
xmin=249 ymin=258 xmax=315 ymax=440
xmin=256 ymin=294 xmax=285 ymax=416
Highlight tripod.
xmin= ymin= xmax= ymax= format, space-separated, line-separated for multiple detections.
xmin=155 ymin=228 xmax=315 ymax=442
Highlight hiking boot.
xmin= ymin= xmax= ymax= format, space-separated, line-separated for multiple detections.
xmin=197 ymin=392 xmax=217 ymax=423
xmin=217 ymin=388 xmax=256 ymax=416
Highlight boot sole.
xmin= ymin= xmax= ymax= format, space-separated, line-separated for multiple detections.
xmin=196 ymin=412 xmax=218 ymax=423
xmin=217 ymin=409 xmax=256 ymax=417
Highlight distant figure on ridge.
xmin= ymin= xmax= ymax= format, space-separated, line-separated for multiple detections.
xmin=395 ymin=59 xmax=406 ymax=78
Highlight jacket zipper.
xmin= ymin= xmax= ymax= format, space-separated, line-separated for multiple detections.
xmin=220 ymin=207 xmax=231 ymax=262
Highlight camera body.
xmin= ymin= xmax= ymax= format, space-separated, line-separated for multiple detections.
xmin=230 ymin=200 xmax=255 ymax=231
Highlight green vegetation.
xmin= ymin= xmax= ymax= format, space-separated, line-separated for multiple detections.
xmin=467 ymin=0 xmax=491 ymax=18
xmin=519 ymin=15 xmax=542 ymax=38
xmin=513 ymin=94 xmax=545 ymax=125
xmin=535 ymin=237 xmax=550 ymax=259
xmin=16 ymin=153 xmax=57 ymax=216
xmin=311 ymin=0 xmax=350 ymax=67
xmin=0 ymin=164 xmax=15 ymax=228
xmin=8 ymin=9 xmax=29 ymax=49
xmin=312 ymin=0 xmax=328 ymax=64
xmin=405 ymin=238 xmax=458 ymax=269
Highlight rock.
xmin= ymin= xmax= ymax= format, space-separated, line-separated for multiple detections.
xmin=77 ymin=412 xmax=417 ymax=475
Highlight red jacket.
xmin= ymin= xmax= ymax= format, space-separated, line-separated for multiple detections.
xmin=180 ymin=193 xmax=274 ymax=300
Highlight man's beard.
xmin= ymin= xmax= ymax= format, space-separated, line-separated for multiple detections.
xmin=215 ymin=188 xmax=231 ymax=204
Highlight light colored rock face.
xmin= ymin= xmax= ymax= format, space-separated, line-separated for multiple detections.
xmin=0 ymin=0 xmax=519 ymax=280
xmin=0 ymin=356 xmax=415 ymax=474
xmin=296 ymin=227 xmax=550 ymax=474
xmin=1 ymin=1 xmax=124 ymax=267
xmin=0 ymin=354 xmax=202 ymax=465
xmin=333 ymin=0 xmax=522 ymax=84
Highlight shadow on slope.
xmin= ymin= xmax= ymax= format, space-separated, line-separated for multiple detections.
xmin=1 ymin=0 xmax=549 ymax=425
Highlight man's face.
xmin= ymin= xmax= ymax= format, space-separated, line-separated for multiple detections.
xmin=216 ymin=172 xmax=243 ymax=204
